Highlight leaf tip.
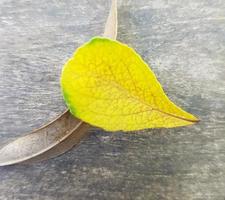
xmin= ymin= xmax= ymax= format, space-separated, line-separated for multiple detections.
xmin=189 ymin=114 xmax=200 ymax=123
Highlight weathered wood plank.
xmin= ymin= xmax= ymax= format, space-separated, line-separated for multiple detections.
xmin=0 ymin=0 xmax=225 ymax=199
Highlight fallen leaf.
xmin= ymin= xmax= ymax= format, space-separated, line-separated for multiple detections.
xmin=61 ymin=37 xmax=199 ymax=131
xmin=0 ymin=111 xmax=90 ymax=166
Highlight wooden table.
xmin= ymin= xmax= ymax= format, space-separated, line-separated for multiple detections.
xmin=0 ymin=0 xmax=225 ymax=199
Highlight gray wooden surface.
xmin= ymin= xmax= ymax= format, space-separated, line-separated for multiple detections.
xmin=0 ymin=0 xmax=225 ymax=199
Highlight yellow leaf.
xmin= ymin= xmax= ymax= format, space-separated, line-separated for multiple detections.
xmin=61 ymin=37 xmax=199 ymax=131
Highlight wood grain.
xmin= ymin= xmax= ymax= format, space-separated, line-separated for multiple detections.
xmin=0 ymin=0 xmax=225 ymax=199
